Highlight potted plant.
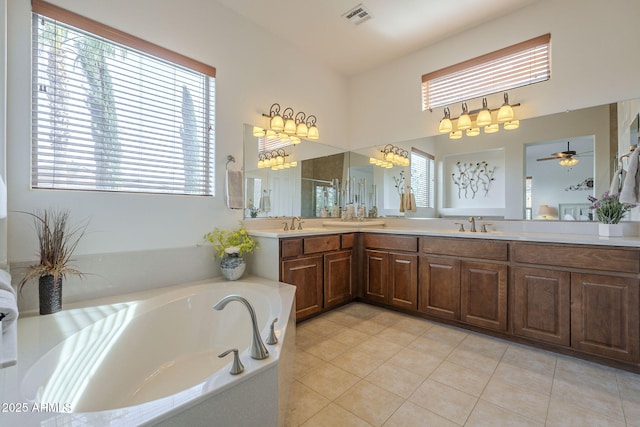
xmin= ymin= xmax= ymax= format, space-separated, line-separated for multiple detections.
xmin=19 ymin=209 xmax=88 ymax=314
xmin=204 ymin=225 xmax=257 ymax=280
xmin=588 ymin=192 xmax=636 ymax=236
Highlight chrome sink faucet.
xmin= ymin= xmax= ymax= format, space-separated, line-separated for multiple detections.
xmin=213 ymin=295 xmax=269 ymax=360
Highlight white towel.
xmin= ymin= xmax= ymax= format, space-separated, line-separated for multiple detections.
xmin=260 ymin=193 xmax=271 ymax=213
xmin=620 ymin=148 xmax=640 ymax=204
xmin=609 ymin=164 xmax=623 ymax=195
xmin=0 ymin=175 xmax=6 ymax=219
xmin=0 ymin=270 xmax=14 ymax=296
xmin=226 ymin=170 xmax=244 ymax=209
xmin=0 ymin=290 xmax=18 ymax=332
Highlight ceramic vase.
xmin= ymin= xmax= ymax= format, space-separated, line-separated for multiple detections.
xmin=39 ymin=274 xmax=62 ymax=315
xmin=220 ymin=253 xmax=246 ymax=281
xmin=598 ymin=223 xmax=624 ymax=237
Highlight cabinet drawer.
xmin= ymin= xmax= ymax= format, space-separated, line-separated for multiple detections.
xmin=421 ymin=237 xmax=508 ymax=261
xmin=304 ymin=235 xmax=340 ymax=254
xmin=341 ymin=233 xmax=355 ymax=249
xmin=281 ymin=239 xmax=302 ymax=258
xmin=513 ymin=243 xmax=640 ymax=274
xmin=363 ymin=234 xmax=417 ymax=252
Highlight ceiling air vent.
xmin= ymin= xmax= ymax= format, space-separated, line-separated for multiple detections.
xmin=343 ymin=3 xmax=371 ymax=25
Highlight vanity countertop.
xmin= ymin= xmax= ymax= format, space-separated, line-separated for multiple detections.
xmin=246 ymin=219 xmax=640 ymax=248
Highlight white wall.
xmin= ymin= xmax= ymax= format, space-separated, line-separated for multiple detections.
xmin=3 ymin=0 xmax=348 ymax=308
xmin=347 ymin=0 xmax=640 ymax=151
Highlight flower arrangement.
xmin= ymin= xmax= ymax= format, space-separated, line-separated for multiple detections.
xmin=587 ymin=192 xmax=636 ymax=224
xmin=204 ymin=225 xmax=257 ymax=258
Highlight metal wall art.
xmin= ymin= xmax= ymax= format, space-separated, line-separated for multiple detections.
xmin=451 ymin=161 xmax=497 ymax=199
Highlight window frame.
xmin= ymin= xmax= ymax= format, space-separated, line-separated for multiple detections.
xmin=410 ymin=147 xmax=435 ymax=209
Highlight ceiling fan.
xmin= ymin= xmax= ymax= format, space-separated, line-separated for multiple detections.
xmin=536 ymin=141 xmax=592 ymax=166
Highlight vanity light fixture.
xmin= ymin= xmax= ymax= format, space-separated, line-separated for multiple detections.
xmin=436 ymin=92 xmax=520 ymax=140
xmin=252 ymin=126 xmax=265 ymax=137
xmin=257 ymin=148 xmax=298 ymax=170
xmin=378 ymin=144 xmax=410 ymax=167
xmin=559 ymin=157 xmax=579 ymax=167
xmin=263 ymin=103 xmax=320 ymax=142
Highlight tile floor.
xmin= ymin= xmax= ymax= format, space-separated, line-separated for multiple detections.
xmin=285 ymin=302 xmax=640 ymax=427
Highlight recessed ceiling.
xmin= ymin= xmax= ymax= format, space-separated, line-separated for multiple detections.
xmin=216 ymin=0 xmax=539 ymax=75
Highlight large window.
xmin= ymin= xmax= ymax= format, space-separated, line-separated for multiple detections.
xmin=422 ymin=34 xmax=550 ymax=111
xmin=410 ymin=148 xmax=435 ymax=209
xmin=32 ymin=1 xmax=216 ymax=195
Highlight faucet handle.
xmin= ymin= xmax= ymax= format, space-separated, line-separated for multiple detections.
xmin=266 ymin=317 xmax=279 ymax=345
xmin=297 ymin=222 xmax=304 ymax=230
xmin=282 ymin=222 xmax=289 ymax=231
xmin=218 ymin=348 xmax=244 ymax=375
xmin=454 ymin=222 xmax=465 ymax=232
xmin=481 ymin=223 xmax=492 ymax=233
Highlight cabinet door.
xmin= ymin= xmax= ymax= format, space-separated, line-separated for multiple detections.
xmin=364 ymin=249 xmax=388 ymax=303
xmin=461 ymin=261 xmax=507 ymax=331
xmin=571 ymin=273 xmax=640 ymax=362
xmin=281 ymin=256 xmax=323 ymax=320
xmin=418 ymin=255 xmax=461 ymax=320
xmin=513 ymin=267 xmax=570 ymax=346
xmin=388 ymin=252 xmax=418 ymax=310
xmin=324 ymin=250 xmax=353 ymax=308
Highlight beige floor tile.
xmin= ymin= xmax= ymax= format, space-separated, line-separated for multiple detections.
xmin=409 ymin=379 xmax=478 ymax=425
xmin=391 ymin=316 xmax=434 ymax=336
xmin=555 ymin=356 xmax=619 ymax=394
xmin=383 ymin=401 xmax=459 ymax=427
xmin=299 ymin=317 xmax=345 ymax=337
xmin=387 ymin=347 xmax=443 ymax=377
xmin=465 ymin=399 xmax=544 ymax=427
xmin=285 ymin=380 xmax=330 ymax=427
xmin=305 ymin=338 xmax=350 ymax=361
xmin=429 ymin=360 xmax=490 ymax=397
xmin=292 ymin=350 xmax=326 ymax=380
xmin=551 ymin=376 xmax=625 ymax=422
xmin=317 ymin=309 xmax=364 ymax=327
xmin=350 ymin=318 xmax=389 ymax=335
xmin=480 ymin=377 xmax=549 ymax=422
xmin=375 ymin=326 xmax=418 ymax=347
xmin=458 ymin=333 xmax=508 ymax=360
xmin=339 ymin=302 xmax=383 ymax=319
xmin=354 ymin=336 xmax=404 ymax=361
xmin=332 ymin=327 xmax=371 ymax=347
xmin=546 ymin=399 xmax=626 ymax=427
xmin=407 ymin=335 xmax=456 ymax=359
xmin=301 ymin=403 xmax=372 ymax=427
xmin=446 ymin=348 xmax=499 ymax=376
xmin=298 ymin=363 xmax=361 ymax=400
xmin=331 ymin=348 xmax=384 ymax=378
xmin=296 ymin=327 xmax=323 ymax=351
xmin=500 ymin=345 xmax=557 ymax=376
xmin=422 ymin=324 xmax=468 ymax=347
xmin=365 ymin=362 xmax=426 ymax=399
xmin=492 ymin=361 xmax=553 ymax=395
xmin=335 ymin=380 xmax=404 ymax=427
xmin=369 ymin=311 xmax=405 ymax=327
xmin=622 ymin=399 xmax=640 ymax=427
xmin=618 ymin=370 xmax=640 ymax=403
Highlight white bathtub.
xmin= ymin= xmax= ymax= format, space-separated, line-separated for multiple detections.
xmin=1 ymin=277 xmax=296 ymax=426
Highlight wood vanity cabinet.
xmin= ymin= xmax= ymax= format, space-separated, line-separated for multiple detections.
xmin=280 ymin=233 xmax=354 ymax=320
xmin=419 ymin=237 xmax=508 ymax=332
xmin=513 ymin=242 xmax=640 ymax=363
xmin=363 ymin=234 xmax=418 ymax=310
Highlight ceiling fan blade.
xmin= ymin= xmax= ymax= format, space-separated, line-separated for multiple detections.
xmin=536 ymin=157 xmax=559 ymax=161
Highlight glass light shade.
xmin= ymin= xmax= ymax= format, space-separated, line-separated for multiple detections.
xmin=283 ymin=118 xmax=296 ymax=134
xmin=385 ymin=163 xmax=393 ymax=168
xmin=279 ymin=133 xmax=290 ymax=143
xmin=466 ymin=127 xmax=480 ymax=137
xmin=438 ymin=118 xmax=452 ymax=133
xmin=252 ymin=127 xmax=265 ymax=137
xmin=276 ymin=155 xmax=284 ymax=165
xmin=270 ymin=115 xmax=284 ymax=131
xmin=307 ymin=125 xmax=319 ymax=140
xmin=258 ymin=159 xmax=265 ymax=168
xmin=476 ymin=109 xmax=492 ymax=127
xmin=449 ymin=131 xmax=463 ymax=140
xmin=497 ymin=104 xmax=514 ymax=123
xmin=266 ymin=129 xmax=277 ymax=138
xmin=290 ymin=136 xmax=301 ymax=145
xmin=290 ymin=161 xmax=297 ymax=167
xmin=560 ymin=157 xmax=579 ymax=166
xmin=295 ymin=122 xmax=308 ymax=137
xmin=457 ymin=113 xmax=472 ymax=130
xmin=484 ymin=123 xmax=500 ymax=134
xmin=503 ymin=120 xmax=520 ymax=130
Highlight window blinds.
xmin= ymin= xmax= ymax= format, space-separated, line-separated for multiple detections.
xmin=422 ymin=34 xmax=550 ymax=111
xmin=32 ymin=3 xmax=215 ymax=195
xmin=410 ymin=148 xmax=434 ymax=208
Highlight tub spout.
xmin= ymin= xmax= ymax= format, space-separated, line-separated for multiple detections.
xmin=213 ymin=295 xmax=269 ymax=360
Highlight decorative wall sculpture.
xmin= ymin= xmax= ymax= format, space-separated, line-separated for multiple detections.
xmin=451 ymin=161 xmax=497 ymax=199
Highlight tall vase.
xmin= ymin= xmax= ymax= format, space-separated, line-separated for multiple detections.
xmin=220 ymin=253 xmax=246 ymax=281
xmin=39 ymin=274 xmax=62 ymax=315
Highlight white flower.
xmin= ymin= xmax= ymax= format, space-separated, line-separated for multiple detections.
xmin=224 ymin=246 xmax=241 ymax=255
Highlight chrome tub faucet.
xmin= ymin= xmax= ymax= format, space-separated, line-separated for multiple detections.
xmin=213 ymin=295 xmax=269 ymax=360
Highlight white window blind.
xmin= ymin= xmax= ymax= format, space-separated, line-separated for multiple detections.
xmin=258 ymin=135 xmax=292 ymax=153
xmin=422 ymin=34 xmax=550 ymax=111
xmin=410 ymin=148 xmax=434 ymax=208
xmin=32 ymin=1 xmax=216 ymax=195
